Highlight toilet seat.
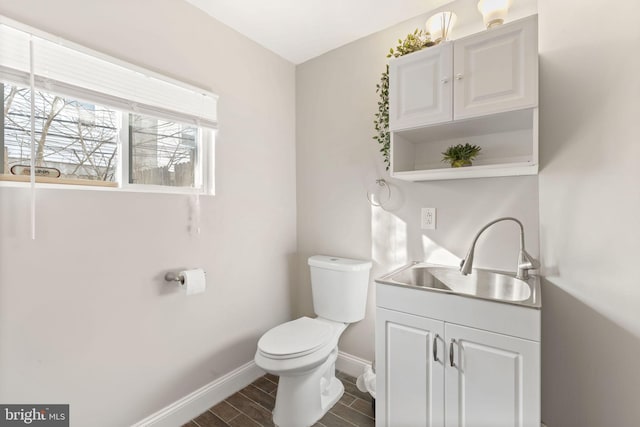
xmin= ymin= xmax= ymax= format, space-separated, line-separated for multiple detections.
xmin=258 ymin=317 xmax=333 ymax=359
xmin=255 ymin=317 xmax=347 ymax=376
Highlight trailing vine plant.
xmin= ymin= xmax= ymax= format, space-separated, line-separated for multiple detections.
xmin=374 ymin=30 xmax=436 ymax=170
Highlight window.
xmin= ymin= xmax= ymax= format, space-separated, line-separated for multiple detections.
xmin=0 ymin=19 xmax=217 ymax=194
xmin=129 ymin=114 xmax=198 ymax=188
xmin=2 ymin=83 xmax=120 ymax=182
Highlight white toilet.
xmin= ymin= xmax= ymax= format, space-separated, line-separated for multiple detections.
xmin=254 ymin=255 xmax=372 ymax=427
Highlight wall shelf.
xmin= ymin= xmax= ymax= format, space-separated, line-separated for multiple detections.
xmin=391 ymin=108 xmax=538 ymax=181
xmin=392 ymin=162 xmax=538 ymax=182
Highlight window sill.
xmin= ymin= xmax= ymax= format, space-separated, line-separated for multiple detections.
xmin=0 ymin=174 xmax=213 ymax=196
xmin=0 ymin=174 xmax=118 ymax=187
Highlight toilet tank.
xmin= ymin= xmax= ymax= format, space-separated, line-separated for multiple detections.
xmin=308 ymin=255 xmax=373 ymax=323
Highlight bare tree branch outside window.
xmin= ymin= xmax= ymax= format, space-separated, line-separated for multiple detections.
xmin=130 ymin=114 xmax=197 ymax=187
xmin=2 ymin=83 xmax=119 ymax=181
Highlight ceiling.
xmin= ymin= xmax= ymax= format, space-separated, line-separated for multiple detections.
xmin=184 ymin=0 xmax=453 ymax=64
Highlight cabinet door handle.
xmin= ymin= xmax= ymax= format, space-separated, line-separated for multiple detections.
xmin=433 ymin=334 xmax=440 ymax=362
xmin=441 ymin=77 xmax=449 ymax=84
xmin=449 ymin=339 xmax=456 ymax=367
xmin=455 ymin=73 xmax=463 ymax=80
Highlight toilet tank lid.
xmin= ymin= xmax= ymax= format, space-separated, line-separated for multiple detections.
xmin=308 ymin=255 xmax=372 ymax=272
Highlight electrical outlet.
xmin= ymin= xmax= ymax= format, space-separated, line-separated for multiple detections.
xmin=421 ymin=208 xmax=436 ymax=230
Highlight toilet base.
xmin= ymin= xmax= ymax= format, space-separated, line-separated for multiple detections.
xmin=272 ymin=347 xmax=343 ymax=427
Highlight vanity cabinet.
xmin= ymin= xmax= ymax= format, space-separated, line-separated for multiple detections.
xmin=444 ymin=323 xmax=539 ymax=427
xmin=387 ymin=15 xmax=538 ymax=181
xmin=376 ymin=283 xmax=541 ymax=427
xmin=377 ymin=308 xmax=445 ymax=426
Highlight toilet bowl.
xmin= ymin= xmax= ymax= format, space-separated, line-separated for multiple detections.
xmin=255 ymin=317 xmax=347 ymax=427
xmin=254 ymin=255 xmax=372 ymax=427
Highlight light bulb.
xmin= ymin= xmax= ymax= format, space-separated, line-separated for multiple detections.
xmin=477 ymin=0 xmax=512 ymax=29
xmin=425 ymin=11 xmax=457 ymax=43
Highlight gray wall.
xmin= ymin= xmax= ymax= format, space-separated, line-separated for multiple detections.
xmin=538 ymin=0 xmax=640 ymax=425
xmin=0 ymin=1 xmax=296 ymax=426
xmin=296 ymin=0 xmax=540 ymax=361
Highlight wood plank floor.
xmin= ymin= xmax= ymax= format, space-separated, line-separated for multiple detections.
xmin=183 ymin=371 xmax=375 ymax=427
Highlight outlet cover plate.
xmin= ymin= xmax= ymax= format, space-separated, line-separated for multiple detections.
xmin=421 ymin=208 xmax=436 ymax=230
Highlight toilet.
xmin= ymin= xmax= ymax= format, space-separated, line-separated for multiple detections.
xmin=254 ymin=255 xmax=372 ymax=427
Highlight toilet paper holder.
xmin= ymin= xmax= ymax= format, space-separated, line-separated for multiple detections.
xmin=164 ymin=272 xmax=185 ymax=285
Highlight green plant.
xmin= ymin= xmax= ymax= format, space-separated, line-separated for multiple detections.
xmin=442 ymin=143 xmax=482 ymax=167
xmin=374 ymin=30 xmax=435 ymax=170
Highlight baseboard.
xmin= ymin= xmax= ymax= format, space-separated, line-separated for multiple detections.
xmin=131 ymin=361 xmax=264 ymax=427
xmin=336 ymin=351 xmax=372 ymax=378
xmin=132 ymin=351 xmax=370 ymax=426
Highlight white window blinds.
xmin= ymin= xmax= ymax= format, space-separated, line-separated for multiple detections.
xmin=0 ymin=21 xmax=218 ymax=128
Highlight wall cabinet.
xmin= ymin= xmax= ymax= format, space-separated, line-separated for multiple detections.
xmin=376 ymin=283 xmax=541 ymax=427
xmin=389 ymin=43 xmax=453 ymax=129
xmin=453 ymin=16 xmax=537 ymax=120
xmin=388 ymin=15 xmax=538 ymax=181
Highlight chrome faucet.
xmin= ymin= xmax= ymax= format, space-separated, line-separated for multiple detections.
xmin=460 ymin=217 xmax=539 ymax=280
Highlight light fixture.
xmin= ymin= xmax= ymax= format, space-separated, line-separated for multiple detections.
xmin=477 ymin=0 xmax=512 ymax=29
xmin=425 ymin=11 xmax=457 ymax=44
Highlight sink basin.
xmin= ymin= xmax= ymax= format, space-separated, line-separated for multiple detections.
xmin=376 ymin=263 xmax=539 ymax=307
xmin=386 ymin=266 xmax=453 ymax=291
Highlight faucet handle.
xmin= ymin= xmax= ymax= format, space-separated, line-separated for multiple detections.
xmin=518 ymin=249 xmax=539 ymax=268
xmin=517 ymin=249 xmax=539 ymax=280
xmin=459 ymin=249 xmax=475 ymax=276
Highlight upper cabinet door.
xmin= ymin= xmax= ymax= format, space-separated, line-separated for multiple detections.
xmin=453 ymin=16 xmax=538 ymax=120
xmin=389 ymin=42 xmax=453 ymax=130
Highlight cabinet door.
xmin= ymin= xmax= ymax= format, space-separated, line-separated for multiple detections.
xmin=389 ymin=42 xmax=453 ymax=130
xmin=445 ymin=323 xmax=540 ymax=427
xmin=376 ymin=308 xmax=445 ymax=427
xmin=453 ymin=16 xmax=537 ymax=120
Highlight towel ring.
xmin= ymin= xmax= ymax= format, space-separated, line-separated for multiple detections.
xmin=367 ymin=179 xmax=391 ymax=208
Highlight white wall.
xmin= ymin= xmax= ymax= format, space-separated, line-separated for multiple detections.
xmin=0 ymin=1 xmax=296 ymax=426
xmin=296 ymin=0 xmax=539 ymax=361
xmin=5 ymin=1 xmax=636 ymax=425
xmin=538 ymin=0 xmax=640 ymax=425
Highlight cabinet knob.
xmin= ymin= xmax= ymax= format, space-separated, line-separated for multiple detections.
xmin=455 ymin=73 xmax=463 ymax=80
xmin=441 ymin=77 xmax=449 ymax=84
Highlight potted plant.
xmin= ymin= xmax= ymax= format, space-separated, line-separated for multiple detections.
xmin=442 ymin=143 xmax=482 ymax=167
